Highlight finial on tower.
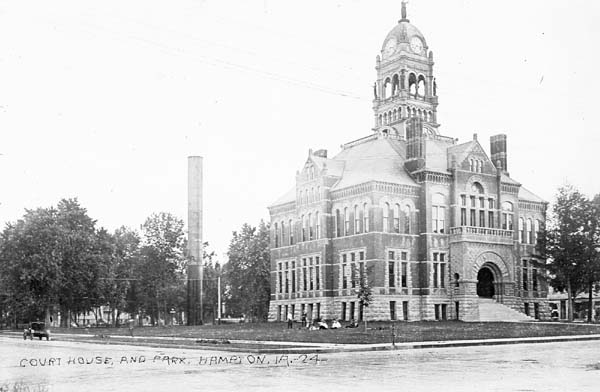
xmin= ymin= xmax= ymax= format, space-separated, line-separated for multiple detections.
xmin=400 ymin=0 xmax=410 ymax=22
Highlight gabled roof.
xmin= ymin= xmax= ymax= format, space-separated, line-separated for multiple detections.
xmin=501 ymin=173 xmax=520 ymax=185
xmin=270 ymin=186 xmax=296 ymax=207
xmin=331 ymin=137 xmax=417 ymax=190
xmin=519 ymin=185 xmax=546 ymax=203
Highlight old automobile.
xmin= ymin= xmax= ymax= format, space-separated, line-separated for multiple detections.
xmin=23 ymin=321 xmax=51 ymax=340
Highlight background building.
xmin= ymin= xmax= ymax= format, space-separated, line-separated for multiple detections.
xmin=268 ymin=4 xmax=548 ymax=322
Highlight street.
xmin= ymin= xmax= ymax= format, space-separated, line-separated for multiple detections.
xmin=1 ymin=336 xmax=599 ymax=391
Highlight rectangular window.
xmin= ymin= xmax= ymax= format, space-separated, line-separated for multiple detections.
xmin=432 ymin=206 xmax=438 ymax=233
xmin=359 ymin=251 xmax=364 ymax=261
xmin=292 ymin=269 xmax=296 ymax=293
xmin=522 ymin=268 xmax=528 ymax=291
xmin=316 ymin=266 xmax=320 ymax=290
xmin=401 ymin=251 xmax=408 ymax=261
xmin=534 ymin=303 xmax=540 ymax=320
xmin=488 ymin=211 xmax=494 ymax=228
xmin=439 ymin=207 xmax=445 ymax=233
xmin=470 ymin=196 xmax=476 ymax=208
xmin=441 ymin=304 xmax=448 ymax=320
xmin=342 ymin=264 xmax=347 ymax=289
xmin=351 ymin=263 xmax=356 ymax=288
xmin=524 ymin=303 xmax=530 ymax=316
xmin=440 ymin=263 xmax=446 ymax=288
xmin=315 ymin=213 xmax=320 ymax=240
xmin=278 ymin=271 xmax=283 ymax=294
xmin=284 ymin=270 xmax=289 ymax=294
xmin=488 ymin=198 xmax=494 ymax=209
xmin=389 ymin=250 xmax=395 ymax=260
xmin=433 ymin=252 xmax=439 ymax=262
xmin=440 ymin=253 xmax=445 ymax=262
xmin=433 ymin=263 xmax=439 ymax=288
xmin=461 ymin=195 xmax=466 ymax=206
xmin=316 ymin=303 xmax=321 ymax=319
xmin=390 ymin=301 xmax=397 ymax=320
xmin=403 ymin=301 xmax=409 ymax=321
xmin=479 ymin=197 xmax=485 ymax=209
xmin=470 ymin=209 xmax=476 ymax=226
xmin=461 ymin=208 xmax=467 ymax=226
xmin=479 ymin=210 xmax=485 ymax=227
xmin=532 ymin=269 xmax=538 ymax=291
xmin=401 ymin=262 xmax=408 ymax=288
xmin=303 ymin=268 xmax=307 ymax=291
xmin=341 ymin=302 xmax=346 ymax=321
xmin=309 ymin=267 xmax=314 ymax=290
xmin=277 ymin=305 xmax=282 ymax=321
xmin=389 ymin=261 xmax=396 ymax=287
xmin=434 ymin=304 xmax=440 ymax=320
xmin=349 ymin=302 xmax=355 ymax=320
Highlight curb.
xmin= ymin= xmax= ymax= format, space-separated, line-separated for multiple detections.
xmin=5 ymin=332 xmax=600 ymax=354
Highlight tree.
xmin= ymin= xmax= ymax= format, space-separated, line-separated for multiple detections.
xmin=101 ymin=227 xmax=140 ymax=326
xmin=543 ymin=186 xmax=600 ymax=321
xmin=354 ymin=265 xmax=373 ymax=331
xmin=135 ymin=212 xmax=186 ymax=325
xmin=224 ymin=221 xmax=270 ymax=321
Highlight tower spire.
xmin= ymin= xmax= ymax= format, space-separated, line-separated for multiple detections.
xmin=400 ymin=0 xmax=410 ymax=22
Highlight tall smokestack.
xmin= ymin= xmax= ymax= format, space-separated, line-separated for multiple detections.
xmin=187 ymin=156 xmax=203 ymax=325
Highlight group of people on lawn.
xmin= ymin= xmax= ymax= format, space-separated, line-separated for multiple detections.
xmin=286 ymin=312 xmax=359 ymax=330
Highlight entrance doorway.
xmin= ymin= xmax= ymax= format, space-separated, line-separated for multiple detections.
xmin=477 ymin=267 xmax=495 ymax=298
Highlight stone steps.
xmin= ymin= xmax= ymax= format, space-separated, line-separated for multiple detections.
xmin=475 ymin=298 xmax=535 ymax=322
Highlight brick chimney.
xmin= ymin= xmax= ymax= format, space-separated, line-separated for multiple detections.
xmin=490 ymin=134 xmax=507 ymax=172
xmin=404 ymin=117 xmax=425 ymax=173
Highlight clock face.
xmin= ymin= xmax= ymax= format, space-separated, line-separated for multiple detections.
xmin=384 ymin=38 xmax=397 ymax=56
xmin=410 ymin=36 xmax=423 ymax=54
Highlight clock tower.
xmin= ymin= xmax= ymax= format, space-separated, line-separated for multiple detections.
xmin=373 ymin=1 xmax=439 ymax=137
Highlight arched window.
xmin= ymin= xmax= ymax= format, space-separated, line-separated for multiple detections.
xmin=527 ymin=218 xmax=533 ymax=244
xmin=308 ymin=213 xmax=313 ymax=240
xmin=274 ymin=222 xmax=279 ymax=247
xmin=535 ymin=219 xmax=542 ymax=243
xmin=363 ymin=203 xmax=369 ymax=233
xmin=384 ymin=78 xmax=392 ymax=99
xmin=280 ymin=221 xmax=285 ymax=246
xmin=403 ymin=204 xmax=411 ymax=234
xmin=315 ymin=212 xmax=320 ymax=240
xmin=383 ymin=202 xmax=390 ymax=232
xmin=344 ymin=207 xmax=349 ymax=236
xmin=301 ymin=215 xmax=306 ymax=242
xmin=469 ymin=159 xmax=474 ymax=172
xmin=519 ymin=218 xmax=525 ymax=243
xmin=417 ymin=75 xmax=426 ymax=97
xmin=289 ymin=219 xmax=294 ymax=245
xmin=384 ymin=113 xmax=388 ymax=125
xmin=409 ymin=73 xmax=417 ymax=96
xmin=335 ymin=209 xmax=342 ymax=237
xmin=432 ymin=194 xmax=445 ymax=233
xmin=353 ymin=205 xmax=360 ymax=234
xmin=502 ymin=202 xmax=513 ymax=231
xmin=392 ymin=74 xmax=399 ymax=95
xmin=378 ymin=115 xmax=382 ymax=126
xmin=471 ymin=182 xmax=484 ymax=194
xmin=394 ymin=204 xmax=401 ymax=233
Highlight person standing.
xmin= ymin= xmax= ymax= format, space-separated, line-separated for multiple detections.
xmin=301 ymin=312 xmax=307 ymax=328
xmin=287 ymin=312 xmax=293 ymax=329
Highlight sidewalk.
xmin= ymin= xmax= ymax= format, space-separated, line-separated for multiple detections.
xmin=5 ymin=330 xmax=600 ymax=354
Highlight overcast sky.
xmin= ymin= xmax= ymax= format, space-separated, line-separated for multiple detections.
xmin=1 ymin=0 xmax=599 ymax=260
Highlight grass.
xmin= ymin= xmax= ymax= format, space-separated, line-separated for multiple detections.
xmin=49 ymin=321 xmax=600 ymax=345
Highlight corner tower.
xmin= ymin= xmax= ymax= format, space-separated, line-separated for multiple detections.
xmin=373 ymin=1 xmax=439 ymax=137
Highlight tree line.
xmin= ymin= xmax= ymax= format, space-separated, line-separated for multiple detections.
xmin=544 ymin=185 xmax=600 ymax=321
xmin=0 ymin=198 xmax=272 ymax=328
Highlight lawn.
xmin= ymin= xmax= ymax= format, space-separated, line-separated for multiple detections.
xmin=52 ymin=321 xmax=600 ymax=345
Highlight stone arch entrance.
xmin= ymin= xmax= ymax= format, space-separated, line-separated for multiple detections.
xmin=477 ymin=267 xmax=495 ymax=298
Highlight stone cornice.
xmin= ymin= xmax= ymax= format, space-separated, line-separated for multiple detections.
xmin=331 ymin=180 xmax=420 ymax=200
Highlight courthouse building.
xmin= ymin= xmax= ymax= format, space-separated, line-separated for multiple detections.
xmin=267 ymin=4 xmax=548 ymax=322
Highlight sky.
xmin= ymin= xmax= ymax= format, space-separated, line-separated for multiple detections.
xmin=1 ymin=0 xmax=599 ymax=261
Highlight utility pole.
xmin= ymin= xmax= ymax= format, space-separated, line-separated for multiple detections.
xmin=217 ymin=267 xmax=222 ymax=323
